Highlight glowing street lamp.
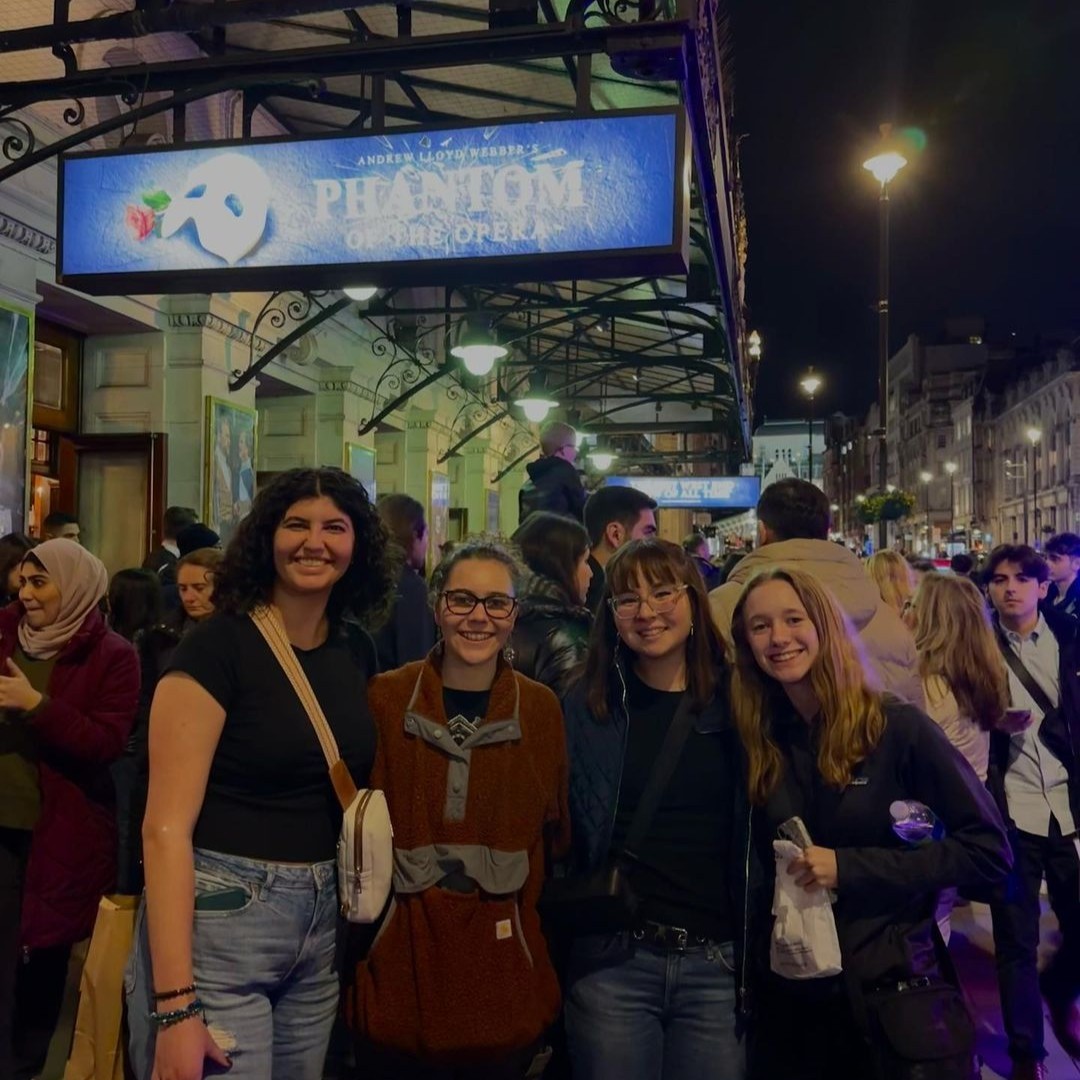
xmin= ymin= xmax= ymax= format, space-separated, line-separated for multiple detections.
xmin=747 ymin=330 xmax=763 ymax=360
xmin=864 ymin=123 xmax=909 ymax=547
xmin=944 ymin=461 xmax=959 ymax=548
xmin=919 ymin=470 xmax=933 ymax=550
xmin=1027 ymin=427 xmax=1043 ymax=545
xmin=799 ymin=367 xmax=823 ymax=481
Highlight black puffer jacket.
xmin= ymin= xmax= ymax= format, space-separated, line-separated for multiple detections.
xmin=511 ymin=573 xmax=591 ymax=699
xmin=518 ymin=457 xmax=587 ymax=524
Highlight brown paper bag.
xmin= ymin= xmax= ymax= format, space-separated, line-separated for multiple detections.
xmin=63 ymin=895 xmax=139 ymax=1080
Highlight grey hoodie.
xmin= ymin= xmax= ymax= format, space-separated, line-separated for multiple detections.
xmin=708 ymin=538 xmax=925 ymax=710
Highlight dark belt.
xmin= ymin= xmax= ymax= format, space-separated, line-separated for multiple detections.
xmin=632 ymin=919 xmax=718 ymax=951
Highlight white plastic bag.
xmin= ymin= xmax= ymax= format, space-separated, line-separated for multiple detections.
xmin=769 ymin=839 xmax=843 ymax=979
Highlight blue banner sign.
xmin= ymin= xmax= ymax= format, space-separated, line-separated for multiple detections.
xmin=58 ymin=110 xmax=687 ymax=294
xmin=604 ymin=475 xmax=761 ymax=509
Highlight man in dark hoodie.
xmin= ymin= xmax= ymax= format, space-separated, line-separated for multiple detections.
xmin=518 ymin=420 xmax=586 ymax=525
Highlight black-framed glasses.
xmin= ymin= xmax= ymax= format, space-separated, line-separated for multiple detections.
xmin=441 ymin=589 xmax=518 ymax=619
xmin=609 ymin=584 xmax=689 ymax=620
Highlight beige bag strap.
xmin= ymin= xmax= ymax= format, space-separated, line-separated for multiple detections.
xmin=250 ymin=604 xmax=358 ymax=811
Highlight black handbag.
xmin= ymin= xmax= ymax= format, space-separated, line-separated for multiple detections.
xmin=861 ymin=977 xmax=977 ymax=1080
xmin=540 ymin=696 xmax=696 ymax=935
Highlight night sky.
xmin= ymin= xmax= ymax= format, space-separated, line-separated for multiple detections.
xmin=728 ymin=0 xmax=1079 ymax=424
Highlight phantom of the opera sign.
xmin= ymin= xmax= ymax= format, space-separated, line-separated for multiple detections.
xmin=58 ymin=110 xmax=688 ymax=294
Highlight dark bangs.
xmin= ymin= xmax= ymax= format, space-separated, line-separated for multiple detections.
xmin=605 ymin=539 xmax=695 ymax=595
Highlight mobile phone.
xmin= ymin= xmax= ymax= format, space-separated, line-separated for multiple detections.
xmin=194 ymin=887 xmax=248 ymax=912
xmin=778 ymin=816 xmax=814 ymax=851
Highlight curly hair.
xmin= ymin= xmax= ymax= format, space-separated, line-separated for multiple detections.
xmin=427 ymin=534 xmax=525 ymax=608
xmin=212 ymin=467 xmax=397 ymax=628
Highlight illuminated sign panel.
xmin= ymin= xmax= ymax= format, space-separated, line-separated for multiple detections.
xmin=605 ymin=475 xmax=761 ymax=509
xmin=58 ymin=110 xmax=688 ymax=294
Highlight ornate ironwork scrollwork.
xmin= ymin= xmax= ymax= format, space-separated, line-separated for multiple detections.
xmin=247 ymin=291 xmax=329 ymax=371
xmin=580 ymin=0 xmax=673 ymax=26
xmin=62 ymin=99 xmax=85 ymax=127
xmin=0 ymin=119 xmax=34 ymax=163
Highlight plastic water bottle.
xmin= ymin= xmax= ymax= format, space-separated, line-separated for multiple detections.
xmin=890 ymin=800 xmax=945 ymax=845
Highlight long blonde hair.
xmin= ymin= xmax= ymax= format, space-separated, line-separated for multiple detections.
xmin=866 ymin=550 xmax=916 ymax=615
xmin=913 ymin=573 xmax=1009 ymax=730
xmin=731 ymin=567 xmax=886 ymax=804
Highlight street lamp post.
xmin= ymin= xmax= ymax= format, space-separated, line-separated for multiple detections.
xmin=920 ymin=470 xmax=933 ymax=555
xmin=800 ymin=368 xmax=823 ymax=483
xmin=1027 ymin=426 xmax=1043 ymax=547
xmin=864 ymin=126 xmax=908 ymax=546
xmin=944 ymin=461 xmax=958 ymax=552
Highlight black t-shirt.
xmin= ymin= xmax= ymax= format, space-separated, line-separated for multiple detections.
xmin=610 ymin=666 xmax=733 ymax=939
xmin=168 ymin=612 xmax=376 ymax=863
xmin=442 ymin=687 xmax=491 ymax=746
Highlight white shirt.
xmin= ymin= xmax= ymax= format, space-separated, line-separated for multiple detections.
xmin=1001 ymin=615 xmax=1075 ymax=837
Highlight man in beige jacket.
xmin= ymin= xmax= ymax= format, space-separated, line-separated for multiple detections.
xmin=710 ymin=478 xmax=925 ymax=709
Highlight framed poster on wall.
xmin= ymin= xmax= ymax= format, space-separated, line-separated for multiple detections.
xmin=0 ymin=303 xmax=31 ymax=535
xmin=204 ymin=396 xmax=257 ymax=546
xmin=344 ymin=442 xmax=376 ymax=500
xmin=430 ymin=471 xmax=450 ymax=565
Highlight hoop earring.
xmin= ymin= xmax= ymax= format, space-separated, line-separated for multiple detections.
xmin=503 ymin=644 xmax=516 ymax=665
xmin=689 ymin=619 xmax=695 ymax=638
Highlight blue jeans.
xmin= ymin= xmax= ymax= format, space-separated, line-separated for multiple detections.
xmin=564 ymin=933 xmax=745 ymax=1080
xmin=125 ymin=848 xmax=341 ymax=1079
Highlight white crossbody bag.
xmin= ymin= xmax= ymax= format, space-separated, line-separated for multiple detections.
xmin=250 ymin=604 xmax=393 ymax=923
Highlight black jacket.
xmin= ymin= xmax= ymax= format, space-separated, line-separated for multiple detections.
xmin=562 ymin=665 xmax=755 ymax=1018
xmin=1044 ymin=575 xmax=1080 ymax=621
xmin=988 ymin=606 xmax=1080 ymax=828
xmin=584 ymin=554 xmax=606 ymax=614
xmin=142 ymin=545 xmax=178 ymax=587
xmin=754 ymin=697 xmax=1011 ymax=992
xmin=518 ymin=457 xmax=586 ymax=525
xmin=374 ymin=565 xmax=436 ymax=674
xmin=510 ymin=573 xmax=590 ymax=699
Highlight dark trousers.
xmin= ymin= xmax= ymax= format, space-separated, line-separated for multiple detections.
xmin=990 ymin=815 xmax=1080 ymax=1063
xmin=13 ymin=942 xmax=72 ymax=1079
xmin=0 ymin=828 xmax=31 ymax=1079
xmin=748 ymin=978 xmax=871 ymax=1080
xmin=356 ymin=1039 xmax=549 ymax=1080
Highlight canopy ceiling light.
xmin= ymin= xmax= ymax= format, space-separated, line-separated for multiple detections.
xmin=587 ymin=441 xmax=617 ymax=471
xmin=451 ymin=312 xmax=507 ymax=376
xmin=343 ymin=285 xmax=378 ymax=302
xmin=514 ymin=371 xmax=559 ymax=423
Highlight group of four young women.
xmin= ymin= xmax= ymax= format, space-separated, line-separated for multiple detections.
xmin=123 ymin=467 xmax=1009 ymax=1080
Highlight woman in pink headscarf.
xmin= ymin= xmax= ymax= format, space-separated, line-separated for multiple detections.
xmin=0 ymin=539 xmax=139 ymax=1077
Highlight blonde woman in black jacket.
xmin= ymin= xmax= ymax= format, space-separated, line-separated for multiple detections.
xmin=730 ymin=566 xmax=1011 ymax=1080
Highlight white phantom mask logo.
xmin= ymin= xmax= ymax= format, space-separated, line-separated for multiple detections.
xmin=160 ymin=153 xmax=271 ymax=265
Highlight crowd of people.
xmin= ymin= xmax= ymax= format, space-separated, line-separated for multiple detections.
xmin=0 ymin=445 xmax=1078 ymax=1080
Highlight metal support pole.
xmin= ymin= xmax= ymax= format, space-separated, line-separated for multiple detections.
xmin=949 ymin=478 xmax=955 ymax=552
xmin=807 ymin=398 xmax=814 ymax=482
xmin=876 ymin=181 xmax=890 ymax=549
xmin=1031 ymin=444 xmax=1037 ymax=548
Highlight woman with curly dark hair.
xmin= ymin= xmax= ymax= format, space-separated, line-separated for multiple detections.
xmin=126 ymin=467 xmax=396 ymax=1080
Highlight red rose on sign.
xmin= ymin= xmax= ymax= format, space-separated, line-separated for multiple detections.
xmin=125 ymin=204 xmax=155 ymax=241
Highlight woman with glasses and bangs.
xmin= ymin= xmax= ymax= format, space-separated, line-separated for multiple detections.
xmin=560 ymin=538 xmax=747 ymax=1080
xmin=352 ymin=536 xmax=570 ymax=1080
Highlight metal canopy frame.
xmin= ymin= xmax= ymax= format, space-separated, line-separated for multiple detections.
xmin=1 ymin=0 xmax=749 ymax=463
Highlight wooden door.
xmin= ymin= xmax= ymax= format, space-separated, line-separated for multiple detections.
xmin=57 ymin=433 xmax=167 ymax=575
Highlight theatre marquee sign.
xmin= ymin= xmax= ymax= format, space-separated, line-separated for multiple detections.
xmin=58 ymin=109 xmax=688 ymax=295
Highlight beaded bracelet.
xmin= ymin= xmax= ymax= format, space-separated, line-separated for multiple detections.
xmin=150 ymin=998 xmax=205 ymax=1030
xmin=152 ymin=982 xmax=197 ymax=1003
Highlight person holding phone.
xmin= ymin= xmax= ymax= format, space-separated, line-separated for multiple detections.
xmin=985 ymin=545 xmax=1080 ymax=1080
xmin=730 ymin=567 xmax=1009 ymax=1080
xmin=127 ymin=468 xmax=395 ymax=1080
